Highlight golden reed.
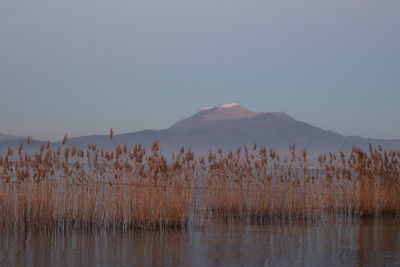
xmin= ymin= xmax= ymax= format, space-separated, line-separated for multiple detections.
xmin=0 ymin=138 xmax=399 ymax=232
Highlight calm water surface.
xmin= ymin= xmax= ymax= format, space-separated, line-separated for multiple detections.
xmin=1 ymin=219 xmax=399 ymax=266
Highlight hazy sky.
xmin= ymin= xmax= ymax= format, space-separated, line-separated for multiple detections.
xmin=1 ymin=0 xmax=399 ymax=141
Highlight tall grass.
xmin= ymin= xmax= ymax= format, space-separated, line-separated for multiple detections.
xmin=0 ymin=139 xmax=399 ymax=232
xmin=0 ymin=141 xmax=195 ymax=231
xmin=203 ymin=144 xmax=400 ymax=222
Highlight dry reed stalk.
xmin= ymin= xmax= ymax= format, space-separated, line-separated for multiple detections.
xmin=0 ymin=140 xmax=399 ymax=232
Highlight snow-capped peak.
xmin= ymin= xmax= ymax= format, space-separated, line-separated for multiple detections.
xmin=202 ymin=103 xmax=240 ymax=111
xmin=221 ymin=103 xmax=239 ymax=108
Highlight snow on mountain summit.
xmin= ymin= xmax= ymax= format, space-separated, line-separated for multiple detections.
xmin=200 ymin=103 xmax=261 ymax=121
xmin=221 ymin=103 xmax=240 ymax=108
xmin=202 ymin=103 xmax=240 ymax=111
xmin=202 ymin=106 xmax=215 ymax=111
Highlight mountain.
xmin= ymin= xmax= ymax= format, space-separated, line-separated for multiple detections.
xmin=1 ymin=104 xmax=400 ymax=157
xmin=0 ymin=134 xmax=44 ymax=154
xmin=0 ymin=133 xmax=24 ymax=143
xmin=67 ymin=103 xmax=400 ymax=155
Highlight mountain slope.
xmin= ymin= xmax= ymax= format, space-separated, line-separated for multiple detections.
xmin=1 ymin=104 xmax=400 ymax=156
xmin=0 ymin=133 xmax=24 ymax=142
xmin=113 ymin=104 xmax=400 ymax=154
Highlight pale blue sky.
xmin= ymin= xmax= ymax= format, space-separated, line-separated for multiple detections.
xmin=1 ymin=0 xmax=399 ymax=141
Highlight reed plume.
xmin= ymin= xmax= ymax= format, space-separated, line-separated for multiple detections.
xmin=0 ymin=140 xmax=399 ymax=232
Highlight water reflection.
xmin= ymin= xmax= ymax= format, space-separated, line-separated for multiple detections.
xmin=1 ymin=219 xmax=399 ymax=266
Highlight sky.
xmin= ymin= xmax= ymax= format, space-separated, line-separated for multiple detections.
xmin=1 ymin=0 xmax=399 ymax=141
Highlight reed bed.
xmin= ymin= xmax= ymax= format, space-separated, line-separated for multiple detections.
xmin=0 ymin=138 xmax=399 ymax=232
xmin=203 ymin=144 xmax=400 ymax=223
xmin=0 ymin=141 xmax=195 ymax=231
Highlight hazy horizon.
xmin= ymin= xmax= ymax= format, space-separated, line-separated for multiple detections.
xmin=1 ymin=0 xmax=399 ymax=141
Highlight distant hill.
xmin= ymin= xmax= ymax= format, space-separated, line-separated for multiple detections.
xmin=1 ymin=104 xmax=400 ymax=157
xmin=0 ymin=133 xmax=24 ymax=143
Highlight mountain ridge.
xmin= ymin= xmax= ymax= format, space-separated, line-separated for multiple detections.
xmin=1 ymin=104 xmax=399 ymax=156
xmin=0 ymin=133 xmax=24 ymax=143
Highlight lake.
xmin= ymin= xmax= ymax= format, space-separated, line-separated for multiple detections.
xmin=1 ymin=218 xmax=399 ymax=266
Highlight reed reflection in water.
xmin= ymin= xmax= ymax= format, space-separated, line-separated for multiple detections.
xmin=1 ymin=218 xmax=399 ymax=266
